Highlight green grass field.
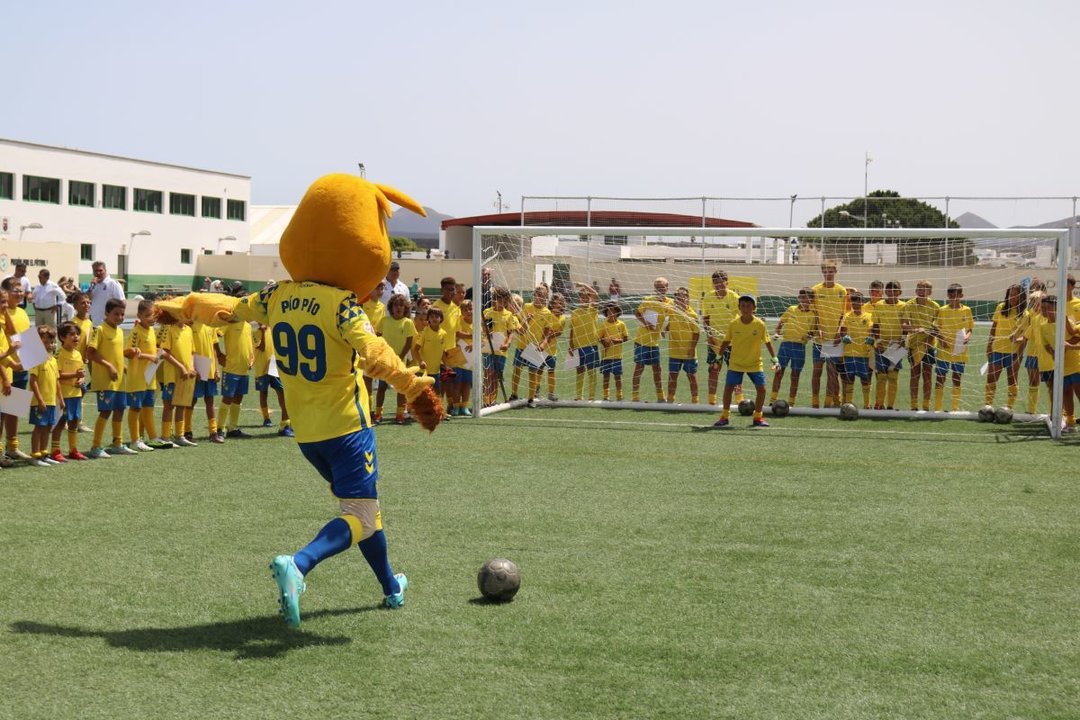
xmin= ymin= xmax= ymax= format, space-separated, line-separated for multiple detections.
xmin=2 ymin=400 xmax=1078 ymax=719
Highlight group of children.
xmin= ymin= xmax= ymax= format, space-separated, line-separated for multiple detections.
xmin=6 ymin=287 xmax=293 ymax=468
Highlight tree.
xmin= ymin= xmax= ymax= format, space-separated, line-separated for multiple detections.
xmin=802 ymin=191 xmax=971 ymax=266
xmin=390 ymin=236 xmax=419 ymax=253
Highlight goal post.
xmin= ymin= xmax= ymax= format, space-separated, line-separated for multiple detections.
xmin=469 ymin=225 xmax=1073 ymax=438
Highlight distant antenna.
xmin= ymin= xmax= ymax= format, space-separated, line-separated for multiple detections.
xmin=494 ymin=190 xmax=510 ymax=213
xmin=358 ymin=162 xmax=366 ymax=178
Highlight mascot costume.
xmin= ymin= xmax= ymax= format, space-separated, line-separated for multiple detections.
xmin=159 ymin=174 xmax=441 ymax=627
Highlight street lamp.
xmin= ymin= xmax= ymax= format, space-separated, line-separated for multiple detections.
xmin=862 ymin=152 xmax=872 ymax=228
xmin=19 ymin=222 xmax=43 ymax=241
xmin=217 ymin=235 xmax=237 ymax=253
xmin=357 ymin=163 xmax=366 ymax=178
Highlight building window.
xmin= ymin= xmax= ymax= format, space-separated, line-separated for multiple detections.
xmin=226 ymin=199 xmax=246 ymax=221
xmin=102 ymin=184 xmax=126 ymax=210
xmin=170 ymin=192 xmax=196 ymax=216
xmin=603 ymin=235 xmax=629 ymax=246
xmin=23 ymin=175 xmax=61 ymax=204
xmin=203 ymin=249 xmax=213 ymax=255
xmin=80 ymin=244 xmax=94 ymax=261
xmin=69 ymin=180 xmax=95 ymax=207
xmin=202 ymin=196 xmax=221 ymax=219
xmin=134 ymin=188 xmax=163 ymax=213
xmin=0 ymin=172 xmax=13 ymax=200
xmin=180 ymin=248 xmax=192 ymax=264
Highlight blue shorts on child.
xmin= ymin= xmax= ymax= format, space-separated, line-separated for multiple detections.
xmin=455 ymin=368 xmax=474 ymax=385
xmin=222 ymin=372 xmax=250 ymax=397
xmin=575 ymin=345 xmax=600 ymax=370
xmin=30 ymin=404 xmax=57 ymax=427
xmin=96 ymin=390 xmax=126 ymax=413
xmin=726 ymin=369 xmax=766 ymax=387
xmin=483 ymin=355 xmax=507 ymax=373
xmin=64 ymin=397 xmax=82 ymax=422
xmin=194 ymin=379 xmax=219 ymax=400
xmin=255 ymin=374 xmax=283 ymax=392
xmin=600 ymin=359 xmax=623 ymax=376
xmin=126 ymin=389 xmax=155 ymax=410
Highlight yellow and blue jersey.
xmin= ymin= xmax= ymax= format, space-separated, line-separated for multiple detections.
xmin=871 ymin=300 xmax=905 ymax=344
xmin=810 ymin=282 xmax=848 ymax=339
xmin=666 ymin=305 xmax=700 ymax=360
xmin=161 ymin=324 xmax=194 ymax=384
xmin=598 ymin=320 xmax=628 ymax=361
xmin=482 ymin=308 xmax=520 ymax=356
xmin=415 ymin=326 xmax=447 ymax=375
xmin=841 ymin=311 xmax=874 ymax=358
xmin=58 ymin=347 xmax=83 ymax=399
xmin=724 ymin=316 xmax=769 ymax=372
xmin=935 ymin=304 xmax=975 ymax=363
xmin=30 ymin=356 xmax=60 ymax=406
xmin=700 ymin=291 xmax=739 ymax=347
xmin=634 ymin=296 xmax=672 ymax=347
xmin=778 ymin=305 xmax=815 ymax=343
xmin=87 ymin=322 xmax=125 ymax=392
xmin=222 ymin=320 xmax=254 ymax=376
xmin=191 ymin=321 xmax=220 ymax=380
xmin=433 ymin=299 xmax=461 ymax=352
xmin=569 ymin=307 xmax=600 ymax=349
xmin=125 ymin=323 xmax=158 ymax=392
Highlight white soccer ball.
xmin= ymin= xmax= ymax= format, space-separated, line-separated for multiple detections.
xmin=839 ymin=403 xmax=859 ymax=421
xmin=977 ymin=405 xmax=996 ymax=423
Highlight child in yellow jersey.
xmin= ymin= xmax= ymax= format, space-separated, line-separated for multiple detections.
xmin=840 ymin=290 xmax=876 ymax=409
xmin=1055 ymin=293 xmax=1080 ymax=430
xmin=412 ymin=297 xmax=432 ymax=337
xmin=56 ymin=322 xmax=88 ymax=460
xmin=190 ymin=320 xmax=223 ymax=443
xmin=252 ymin=322 xmax=292 ymax=435
xmin=535 ymin=292 xmax=566 ymax=403
xmin=931 ymin=283 xmax=975 ymax=412
xmin=1036 ymin=295 xmax=1062 ymax=413
xmin=433 ymin=277 xmax=461 ymax=411
xmin=598 ymin=301 xmax=628 ymax=401
xmin=71 ymin=292 xmax=92 ymax=421
xmin=481 ymin=288 xmax=519 ymax=405
xmin=28 ymin=326 xmax=63 ymax=467
xmin=375 ymin=293 xmax=415 ymax=424
xmin=712 ymin=294 xmax=779 ymax=428
xmin=414 ymin=308 xmax=449 ymax=420
xmin=2 ymin=276 xmax=32 ymax=460
xmin=984 ymin=283 xmax=1024 ymax=409
xmin=633 ymin=277 xmax=673 ymax=403
xmin=702 ymin=270 xmax=740 ymax=406
xmin=771 ymin=287 xmax=816 ymax=406
xmin=901 ymin=279 xmax=940 ymax=411
xmin=810 ymin=260 xmax=849 ymax=409
xmin=445 ymin=298 xmax=474 ymax=417
xmin=219 ymin=296 xmax=256 ymax=438
xmin=868 ymin=280 xmax=884 ymax=307
xmin=666 ymin=287 xmax=700 ymax=404
xmin=362 ymin=282 xmax=388 ymax=412
xmin=125 ymin=300 xmax=170 ymax=451
xmin=86 ymin=298 xmax=133 ymax=458
xmin=569 ymin=283 xmax=601 ymax=401
xmin=510 ymin=285 xmax=551 ymax=401
xmin=870 ymin=280 xmax=906 ymax=410
xmin=160 ymin=309 xmax=198 ymax=447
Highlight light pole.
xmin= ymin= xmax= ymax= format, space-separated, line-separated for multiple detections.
xmin=357 ymin=163 xmax=366 ymax=179
xmin=217 ymin=235 xmax=237 ymax=254
xmin=862 ymin=152 xmax=872 ymax=228
xmin=19 ymin=222 xmax=43 ymax=242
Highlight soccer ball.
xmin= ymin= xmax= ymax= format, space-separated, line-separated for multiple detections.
xmin=994 ymin=406 xmax=1014 ymax=424
xmin=977 ymin=405 xmax=996 ymax=423
xmin=477 ymin=558 xmax=521 ymax=602
xmin=839 ymin=403 xmax=859 ymax=420
xmin=772 ymin=399 xmax=790 ymax=418
xmin=737 ymin=399 xmax=755 ymax=416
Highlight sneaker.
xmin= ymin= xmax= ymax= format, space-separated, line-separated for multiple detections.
xmin=508 ymin=394 xmax=519 ymax=402
xmin=0 ymin=455 xmax=14 ymax=468
xmin=108 ymin=444 xmax=139 ymax=456
xmin=133 ymin=440 xmax=154 ymax=452
xmin=279 ymin=426 xmax=295 ymax=438
xmin=87 ymin=447 xmax=111 ymax=459
xmin=269 ymin=555 xmax=306 ymax=628
xmin=210 ymin=432 xmax=225 ymax=444
xmin=9 ymin=449 xmax=33 ymax=461
xmin=372 ymin=411 xmax=383 ymax=424
xmin=48 ymin=451 xmax=68 ymax=464
xmin=78 ymin=423 xmax=92 ymax=433
xmin=752 ymin=418 xmax=770 ymax=428
xmin=394 ymin=414 xmax=406 ymax=425
xmin=67 ymin=450 xmax=90 ymax=461
xmin=261 ymin=418 xmax=273 ymax=428
xmin=547 ymin=393 xmax=559 ymax=402
xmin=33 ymin=458 xmax=51 ymax=467
xmin=225 ymin=429 xmax=250 ymax=439
xmin=147 ymin=438 xmax=176 ymax=449
xmin=712 ymin=418 xmax=731 ymax=429
xmin=41 ymin=456 xmax=61 ymax=465
xmin=461 ymin=407 xmax=472 ymax=417
xmin=173 ymin=435 xmax=197 ymax=448
xmin=384 ymin=573 xmax=408 ymax=609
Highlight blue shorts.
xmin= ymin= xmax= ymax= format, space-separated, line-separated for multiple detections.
xmin=1024 ymin=356 xmax=1039 ymax=371
xmin=30 ymin=405 xmax=57 ymax=427
xmin=988 ymin=352 xmax=1014 ymax=370
xmin=64 ymin=396 xmax=82 ymax=422
xmin=12 ymin=371 xmax=28 ymax=390
xmin=194 ymin=379 xmax=218 ymax=400
xmin=874 ymin=352 xmax=903 ymax=373
xmin=484 ymin=355 xmax=507 ymax=373
xmin=935 ymin=360 xmax=965 ymax=377
xmin=255 ymin=374 xmax=284 ymax=392
xmin=668 ymin=358 xmax=698 ymax=374
xmin=455 ymin=368 xmax=474 ymax=385
xmin=1065 ymin=372 xmax=1080 ymax=387
xmin=298 ymin=427 xmax=379 ymax=499
xmin=843 ymin=356 xmax=871 ymax=381
xmin=575 ymin=345 xmax=600 ymax=370
xmin=125 ymin=389 xmax=155 ymax=410
xmin=1041 ymin=370 xmax=1054 ymax=384
xmin=726 ymin=369 xmax=766 ymax=387
xmin=706 ymin=347 xmax=731 ymax=365
xmin=910 ymin=346 xmax=938 ymax=366
xmin=96 ymin=390 xmax=126 ymax=413
xmin=777 ymin=341 xmax=806 ymax=372
xmin=222 ymin=372 xmax=250 ymax=398
xmin=161 ymin=382 xmax=175 ymax=402
xmin=600 ymin=359 xmax=623 ymax=376
xmin=633 ymin=344 xmax=660 ymax=366
xmin=812 ymin=344 xmax=841 ymax=364
xmin=543 ymin=354 xmax=556 ymax=370
xmin=512 ymin=348 xmax=528 ymax=368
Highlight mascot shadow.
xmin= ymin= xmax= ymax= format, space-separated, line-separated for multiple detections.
xmin=10 ymin=606 xmax=377 ymax=661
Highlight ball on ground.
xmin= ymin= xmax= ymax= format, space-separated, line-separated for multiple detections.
xmin=772 ymin=399 xmax=790 ymax=418
xmin=737 ymin=399 xmax=755 ymax=416
xmin=978 ymin=405 xmax=996 ymax=423
xmin=994 ymin=406 xmax=1014 ymax=424
xmin=478 ymin=558 xmax=521 ymax=602
xmin=839 ymin=403 xmax=859 ymax=420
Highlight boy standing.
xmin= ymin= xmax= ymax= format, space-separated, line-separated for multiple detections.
xmin=901 ymin=280 xmax=940 ymax=411
xmin=840 ymin=290 xmax=875 ymax=409
xmin=810 ymin=260 xmax=849 ymax=408
xmin=870 ymin=281 xmax=906 ymax=409
xmin=220 ymin=313 xmax=255 ymax=438
xmin=598 ymin=301 xmax=628 ymax=401
xmin=632 ymin=277 xmax=672 ymax=403
xmin=771 ymin=288 xmax=816 ymax=406
xmin=125 ymin=299 xmax=169 ymax=451
xmin=28 ymin=326 xmax=63 ymax=466
xmin=86 ymin=299 xmax=135 ymax=457
xmin=932 ymin=283 xmax=974 ymax=412
xmin=666 ymin=287 xmax=700 ymax=404
xmin=701 ymin=270 xmax=740 ymax=406
xmin=713 ymin=294 xmax=779 ymax=428
xmin=569 ymin=284 xmax=601 ymax=402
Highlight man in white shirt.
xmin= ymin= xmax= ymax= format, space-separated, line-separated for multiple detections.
xmin=379 ymin=261 xmax=410 ymax=305
xmin=88 ymin=261 xmax=126 ymax=325
xmin=31 ymin=268 xmax=67 ymax=327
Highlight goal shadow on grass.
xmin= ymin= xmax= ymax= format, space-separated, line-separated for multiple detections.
xmin=10 ymin=606 xmax=374 ymax=660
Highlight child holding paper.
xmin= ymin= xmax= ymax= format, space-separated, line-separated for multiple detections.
xmin=902 ymin=280 xmax=940 ymax=411
xmin=569 ymin=284 xmax=601 ymax=401
xmin=124 ymin=299 xmax=170 ymax=451
xmin=28 ymin=326 xmax=63 ymax=466
xmin=375 ymin=293 xmax=415 ymax=423
xmin=839 ymin=290 xmax=875 ymax=409
xmin=541 ymin=293 xmax=566 ymax=402
xmin=870 ymin=280 xmax=906 ymax=410
xmin=481 ymin=288 xmax=519 ymax=406
xmin=932 ymin=283 xmax=974 ymax=412
xmin=771 ymin=287 xmax=816 ymax=407
xmin=666 ymin=287 xmax=700 ymax=404
xmin=448 ymin=299 xmax=475 ymax=417
xmin=56 ymin=322 xmax=88 ymax=460
xmin=632 ymin=277 xmax=672 ymax=403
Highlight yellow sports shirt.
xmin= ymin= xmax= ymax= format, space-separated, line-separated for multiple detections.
xmin=125 ymin=323 xmax=159 ymax=392
xmin=515 ymin=302 xmax=549 ymax=349
xmin=415 ymin=326 xmax=447 ymax=374
xmin=725 ymin=316 xmax=769 ymax=372
xmin=191 ymin=321 xmax=220 ymax=380
xmin=433 ymin=299 xmax=461 ymax=351
xmin=88 ymin=322 xmax=125 ymax=392
xmin=700 ymin=291 xmax=738 ymax=347
xmin=252 ymin=324 xmax=273 ymax=377
xmin=598 ymin=320 xmax=628 ymax=361
xmin=377 ymin=316 xmax=415 ymax=357
xmin=989 ymin=303 xmax=1022 ymax=354
xmin=778 ymin=305 xmax=815 ymax=343
xmin=841 ymin=311 xmax=874 ymax=358
xmin=902 ymin=298 xmax=940 ymax=358
xmin=362 ymin=299 xmax=386 ymax=335
xmin=871 ymin=300 xmax=906 ymax=344
xmin=546 ymin=313 xmax=566 ymax=355
xmin=161 ymin=324 xmax=195 ymax=384
xmin=222 ymin=320 xmax=254 ymax=376
xmin=58 ymin=347 xmax=83 ymax=399
xmin=30 ymin=356 xmax=59 ymax=406
xmin=8 ymin=306 xmax=30 ymax=335
xmin=482 ymin=308 xmax=520 ymax=356
xmin=935 ymin=305 xmax=974 ymax=363
xmin=1037 ymin=318 xmax=1059 ymax=373
xmin=666 ymin=305 xmax=700 ymax=360
xmin=634 ymin=296 xmax=672 ymax=347
xmin=569 ymin=307 xmax=600 ymax=348
xmin=811 ymin=282 xmax=849 ymax=338
xmin=74 ymin=316 xmax=93 ymax=361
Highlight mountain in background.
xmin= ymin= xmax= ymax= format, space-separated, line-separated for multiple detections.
xmin=953 ymin=212 xmax=997 ymax=228
xmin=388 ymin=206 xmax=453 ymax=249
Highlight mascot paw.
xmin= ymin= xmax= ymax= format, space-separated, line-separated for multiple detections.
xmin=408 ymin=387 xmax=443 ymax=432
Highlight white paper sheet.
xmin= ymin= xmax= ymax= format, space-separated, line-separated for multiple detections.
xmin=267 ymin=355 xmax=279 ymax=378
xmin=193 ymin=354 xmax=213 ymax=381
xmin=642 ymin=310 xmax=659 ymax=329
xmin=979 ymin=361 xmax=989 ymax=376
xmin=953 ymin=329 xmax=970 ymax=354
xmin=458 ymin=340 xmax=474 ymax=367
xmin=818 ymin=340 xmax=843 ymax=359
xmin=563 ymin=348 xmax=580 ymax=370
xmin=0 ymin=386 xmax=33 ymax=419
xmin=521 ymin=343 xmax=547 ymax=369
xmin=11 ymin=331 xmax=48 ymax=371
xmin=144 ymin=360 xmax=161 ymax=384
xmin=487 ymin=332 xmax=506 ymax=354
xmin=882 ymin=342 xmax=907 ymax=367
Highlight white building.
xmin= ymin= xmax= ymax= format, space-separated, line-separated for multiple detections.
xmin=0 ymin=138 xmax=250 ymax=293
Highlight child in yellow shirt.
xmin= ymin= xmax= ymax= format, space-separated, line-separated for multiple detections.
xmin=28 ymin=326 xmax=63 ymax=467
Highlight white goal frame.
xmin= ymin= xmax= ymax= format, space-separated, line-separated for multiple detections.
xmin=470 ymin=225 xmax=1075 ymax=439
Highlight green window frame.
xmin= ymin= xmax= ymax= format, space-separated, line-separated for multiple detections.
xmin=180 ymin=248 xmax=192 ymax=264
xmin=169 ymin=192 xmax=196 ymax=216
xmin=201 ymin=196 xmax=221 ymax=218
xmin=80 ymin=244 xmax=94 ymax=261
xmin=102 ymin=184 xmax=126 ymax=210
xmin=134 ymin=188 xmax=163 ymax=213
xmin=69 ymin=180 xmax=95 ymax=207
xmin=226 ymin=199 xmax=246 ymax=221
xmin=0 ymin=172 xmax=13 ymax=200
xmin=23 ymin=175 xmax=61 ymax=204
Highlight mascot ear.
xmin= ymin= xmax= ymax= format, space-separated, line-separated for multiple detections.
xmin=374 ymin=183 xmax=427 ymax=218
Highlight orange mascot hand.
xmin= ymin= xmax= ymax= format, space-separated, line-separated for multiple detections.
xmin=355 ymin=339 xmax=443 ymax=431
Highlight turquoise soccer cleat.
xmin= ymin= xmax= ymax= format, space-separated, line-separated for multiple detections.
xmin=384 ymin=573 xmax=408 ymax=609
xmin=270 ymin=555 xmax=306 ymax=628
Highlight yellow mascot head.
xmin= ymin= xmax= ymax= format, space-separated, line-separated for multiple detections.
xmin=279 ymin=173 xmax=425 ymax=298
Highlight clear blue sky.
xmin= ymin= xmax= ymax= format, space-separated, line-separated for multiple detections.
xmin=6 ymin=0 xmax=1078 ymax=227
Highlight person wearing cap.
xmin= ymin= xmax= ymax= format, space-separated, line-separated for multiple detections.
xmin=712 ymin=293 xmax=779 ymax=428
xmin=380 ymin=261 xmax=410 ymax=306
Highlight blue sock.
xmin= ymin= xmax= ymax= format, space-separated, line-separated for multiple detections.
xmin=294 ymin=517 xmax=352 ymax=575
xmin=358 ymin=530 xmax=399 ymax=596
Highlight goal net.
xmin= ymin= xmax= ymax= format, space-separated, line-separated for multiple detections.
xmin=465 ymin=224 xmax=1075 ymax=438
